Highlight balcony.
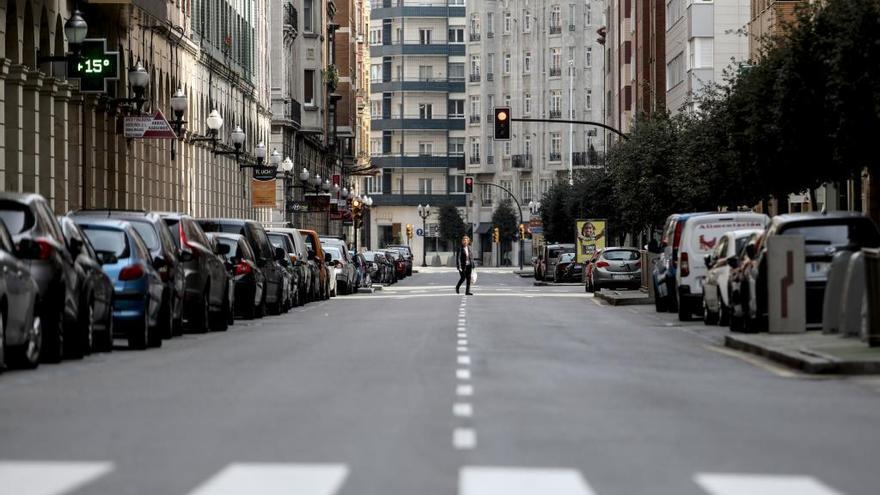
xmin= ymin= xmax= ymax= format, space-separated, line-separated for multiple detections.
xmin=371 ymin=77 xmax=466 ymax=93
xmin=486 ymin=73 xmax=494 ymax=81
xmin=469 ymin=114 xmax=481 ymax=124
xmin=283 ymin=4 xmax=299 ymax=42
xmin=549 ymin=110 xmax=562 ymax=119
xmin=549 ymin=24 xmax=562 ymax=35
xmin=512 ymin=154 xmax=532 ymax=169
xmin=371 ymin=114 xmax=466 ymax=131
xmin=549 ymin=67 xmax=562 ymax=77
xmin=549 ymin=152 xmax=562 ymax=162
xmin=372 ymin=0 xmax=466 ymax=19
xmin=572 ymin=150 xmax=604 ymax=168
xmin=469 ymin=32 xmax=481 ymax=42
xmin=370 ymin=40 xmax=465 ymax=57
xmin=371 ymin=153 xmax=466 ymax=169
xmin=370 ymin=192 xmax=466 ymax=207
xmin=469 ymin=154 xmax=481 ymax=165
xmin=469 ymin=73 xmax=481 ymax=82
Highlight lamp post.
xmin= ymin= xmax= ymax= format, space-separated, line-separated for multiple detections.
xmin=169 ymin=88 xmax=187 ymax=160
xmin=38 ymin=10 xmax=88 ymax=64
xmin=417 ymin=204 xmax=431 ymax=267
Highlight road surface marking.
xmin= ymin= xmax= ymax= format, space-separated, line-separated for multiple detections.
xmin=453 ymin=402 xmax=474 ymax=417
xmin=453 ymin=428 xmax=477 ymax=449
xmin=460 ymin=466 xmax=596 ymax=495
xmin=458 ymin=346 xmax=468 ymax=352
xmin=694 ymin=473 xmax=844 ymax=495
xmin=457 ymin=384 xmax=474 ymax=396
xmin=458 ymin=319 xmax=467 ymax=325
xmin=457 ymin=369 xmax=472 ymax=380
xmin=186 ymin=463 xmax=348 ymax=495
xmin=458 ymin=355 xmax=471 ymax=365
xmin=702 ymin=345 xmax=800 ymax=378
xmin=0 ymin=461 xmax=114 ymax=495
xmin=458 ymin=339 xmax=468 ymax=346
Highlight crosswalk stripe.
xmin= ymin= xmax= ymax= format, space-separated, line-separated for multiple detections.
xmin=460 ymin=466 xmax=596 ymax=495
xmin=185 ymin=463 xmax=348 ymax=495
xmin=695 ymin=473 xmax=845 ymax=495
xmin=0 ymin=461 xmax=114 ymax=495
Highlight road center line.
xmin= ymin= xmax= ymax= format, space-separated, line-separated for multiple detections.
xmin=458 ymin=355 xmax=471 ymax=365
xmin=457 ymin=384 xmax=474 ymax=396
xmin=453 ymin=428 xmax=477 ymax=450
xmin=453 ymin=402 xmax=474 ymax=417
xmin=456 ymin=369 xmax=471 ymax=380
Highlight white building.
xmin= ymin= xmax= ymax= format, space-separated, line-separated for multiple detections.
xmin=466 ymin=0 xmax=605 ymax=265
xmin=366 ymin=0 xmax=467 ymax=262
xmin=665 ymin=0 xmax=750 ymax=113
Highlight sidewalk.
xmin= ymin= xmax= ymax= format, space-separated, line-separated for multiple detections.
xmin=725 ymin=332 xmax=880 ymax=374
xmin=593 ymin=289 xmax=653 ymax=306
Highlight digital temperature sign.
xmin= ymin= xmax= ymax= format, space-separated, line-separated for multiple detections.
xmin=66 ymin=38 xmax=120 ymax=94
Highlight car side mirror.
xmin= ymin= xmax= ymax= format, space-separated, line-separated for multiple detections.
xmin=274 ymin=247 xmax=286 ymax=261
xmin=15 ymin=238 xmax=43 ymax=259
xmin=68 ymin=237 xmax=83 ymax=256
xmin=704 ymin=254 xmax=713 ymax=269
xmin=179 ymin=250 xmax=194 ymax=262
xmin=95 ymin=250 xmax=118 ymax=265
xmin=324 ymin=252 xmax=332 ymax=263
xmin=153 ymin=256 xmax=167 ymax=269
xmin=745 ymin=244 xmax=756 ymax=259
xmin=215 ymin=243 xmax=231 ymax=256
xmin=727 ymin=257 xmax=740 ymax=269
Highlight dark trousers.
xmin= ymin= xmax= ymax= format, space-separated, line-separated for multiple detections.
xmin=456 ymin=266 xmax=472 ymax=293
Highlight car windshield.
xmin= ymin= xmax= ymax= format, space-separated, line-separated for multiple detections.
xmin=216 ymin=237 xmax=239 ymax=258
xmin=128 ymin=221 xmax=160 ymax=250
xmin=734 ymin=236 xmax=752 ymax=255
xmin=162 ymin=218 xmax=181 ymax=248
xmin=604 ymin=250 xmax=639 ymax=261
xmin=81 ymin=227 xmax=129 ymax=258
xmin=267 ymin=234 xmax=287 ymax=251
xmin=325 ymin=246 xmax=343 ymax=261
xmin=363 ymin=252 xmax=375 ymax=261
xmin=559 ymin=253 xmax=575 ymax=263
xmin=0 ymin=202 xmax=34 ymax=234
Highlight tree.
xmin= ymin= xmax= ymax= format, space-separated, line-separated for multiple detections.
xmin=438 ymin=205 xmax=467 ymax=248
xmin=492 ymin=199 xmax=520 ymax=263
xmin=540 ymin=182 xmax=575 ymax=243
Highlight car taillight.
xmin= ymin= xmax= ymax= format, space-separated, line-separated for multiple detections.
xmin=235 ymin=261 xmax=252 ymax=276
xmin=179 ymin=223 xmax=196 ymax=256
xmin=635 ymin=261 xmax=642 ymax=268
xmin=595 ymin=261 xmax=609 ymax=268
xmin=119 ymin=264 xmax=145 ymax=281
xmin=680 ymin=252 xmax=690 ymax=277
xmin=672 ymin=222 xmax=683 ymax=267
xmin=33 ymin=238 xmax=55 ymax=260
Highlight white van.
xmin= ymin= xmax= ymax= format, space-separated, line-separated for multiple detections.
xmin=675 ymin=212 xmax=769 ymax=320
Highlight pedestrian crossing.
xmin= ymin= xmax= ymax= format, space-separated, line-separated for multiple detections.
xmin=0 ymin=461 xmax=848 ymax=495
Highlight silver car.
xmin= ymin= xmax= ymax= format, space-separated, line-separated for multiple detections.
xmin=0 ymin=219 xmax=41 ymax=369
xmin=585 ymin=248 xmax=642 ymax=292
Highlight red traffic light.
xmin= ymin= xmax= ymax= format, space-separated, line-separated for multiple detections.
xmin=464 ymin=176 xmax=474 ymax=193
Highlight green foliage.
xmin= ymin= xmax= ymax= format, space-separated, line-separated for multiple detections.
xmin=438 ymin=205 xmax=467 ymax=245
xmin=492 ymin=199 xmax=519 ymax=243
xmin=540 ymin=182 xmax=575 ymax=243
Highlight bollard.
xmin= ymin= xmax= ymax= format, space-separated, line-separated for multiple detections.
xmin=864 ymin=248 xmax=880 ymax=347
xmin=822 ymin=250 xmax=855 ymax=334
xmin=839 ymin=251 xmax=866 ymax=338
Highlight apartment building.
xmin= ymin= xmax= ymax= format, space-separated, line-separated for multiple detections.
xmin=367 ymin=0 xmax=468 ymax=258
xmin=665 ymin=0 xmax=750 ymax=113
xmin=747 ymin=0 xmax=802 ymax=59
xmin=466 ymin=0 xmax=606 ymax=263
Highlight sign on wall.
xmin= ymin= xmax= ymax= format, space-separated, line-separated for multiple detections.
xmin=575 ymin=219 xmax=606 ymax=263
xmin=66 ymin=38 xmax=120 ymax=93
xmin=251 ymin=179 xmax=276 ymax=208
xmin=123 ymin=111 xmax=177 ymax=139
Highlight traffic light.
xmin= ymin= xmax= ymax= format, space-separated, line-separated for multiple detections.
xmin=493 ymin=227 xmax=500 ymax=243
xmin=519 ymin=224 xmax=526 ymax=239
xmin=406 ymin=224 xmax=413 ymax=239
xmin=494 ymin=107 xmax=511 ymax=140
xmin=464 ymin=176 xmax=474 ymax=193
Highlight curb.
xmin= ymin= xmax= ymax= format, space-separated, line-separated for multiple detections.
xmin=724 ymin=334 xmax=880 ymax=375
xmin=593 ymin=291 xmax=653 ymax=306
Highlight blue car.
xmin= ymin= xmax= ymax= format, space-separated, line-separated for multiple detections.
xmin=73 ymin=219 xmax=164 ymax=350
xmin=652 ymin=212 xmax=709 ymax=312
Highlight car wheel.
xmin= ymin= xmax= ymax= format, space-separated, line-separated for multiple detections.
xmin=208 ymin=288 xmax=229 ymax=332
xmin=718 ymin=289 xmax=731 ymax=327
xmin=191 ymin=290 xmax=211 ymax=332
xmin=226 ymin=289 xmax=235 ymax=325
xmin=678 ymin=294 xmax=692 ymax=322
xmin=69 ymin=297 xmax=94 ymax=359
xmin=703 ymin=296 xmax=719 ymax=325
xmin=7 ymin=308 xmax=42 ymax=369
xmin=172 ymin=293 xmax=184 ymax=336
xmin=128 ymin=300 xmax=149 ymax=350
xmin=158 ymin=294 xmax=174 ymax=340
xmin=40 ymin=304 xmax=64 ymax=363
xmin=147 ymin=299 xmax=163 ymax=348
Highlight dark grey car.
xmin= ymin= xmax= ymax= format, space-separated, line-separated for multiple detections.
xmin=0 ymin=218 xmax=41 ymax=369
xmin=585 ymin=248 xmax=642 ymax=292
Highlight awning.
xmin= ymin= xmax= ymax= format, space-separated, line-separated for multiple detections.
xmin=476 ymin=222 xmax=492 ymax=234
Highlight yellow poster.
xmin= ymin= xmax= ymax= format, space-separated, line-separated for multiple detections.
xmin=251 ymin=179 xmax=277 ymax=208
xmin=576 ymin=219 xmax=606 ymax=263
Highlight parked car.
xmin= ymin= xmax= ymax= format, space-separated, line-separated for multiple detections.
xmin=158 ymin=214 xmax=230 ymax=332
xmin=652 ymin=212 xmax=709 ymax=313
xmin=323 ymin=244 xmax=356 ymax=295
xmin=300 ymin=230 xmax=331 ymax=300
xmin=0 ymin=193 xmax=79 ymax=362
xmin=320 ymin=237 xmax=357 ymax=293
xmin=727 ymin=232 xmax=764 ymax=332
xmin=197 ymin=218 xmax=285 ymax=315
xmin=387 ymin=250 xmax=407 ymax=280
xmin=70 ymin=209 xmax=185 ymax=338
xmin=585 ymin=248 xmax=642 ymax=292
xmin=267 ymin=231 xmax=299 ymax=309
xmin=362 ymin=251 xmax=385 ymax=285
xmin=554 ymin=252 xmax=582 ymax=282
xmin=386 ymin=245 xmax=414 ymax=276
xmin=701 ymin=229 xmax=764 ymax=326
xmin=76 ymin=219 xmax=165 ymax=350
xmin=58 ymin=217 xmax=115 ymax=352
xmin=541 ymin=243 xmax=575 ymax=282
xmin=350 ymin=251 xmax=370 ymax=289
xmin=209 ymin=232 xmax=265 ymax=319
xmin=674 ymin=212 xmax=769 ymax=321
xmin=0 ymin=218 xmax=42 ymax=369
xmin=736 ymin=212 xmax=880 ymax=332
xmin=267 ymin=228 xmax=312 ymax=306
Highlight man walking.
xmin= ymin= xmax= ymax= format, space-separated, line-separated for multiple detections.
xmin=456 ymin=235 xmax=474 ymax=295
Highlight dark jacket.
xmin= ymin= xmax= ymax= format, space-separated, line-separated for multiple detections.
xmin=456 ymin=246 xmax=474 ymax=271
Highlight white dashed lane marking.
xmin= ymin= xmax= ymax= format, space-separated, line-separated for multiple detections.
xmin=458 ymin=355 xmax=471 ymax=365
xmin=186 ymin=463 xmax=349 ymax=495
xmin=453 ymin=403 xmax=474 ymax=417
xmin=460 ymin=466 xmax=596 ymax=495
xmin=453 ymin=428 xmax=478 ymax=450
xmin=0 ymin=461 xmax=114 ymax=495
xmin=457 ymin=384 xmax=474 ymax=396
xmin=694 ymin=473 xmax=845 ymax=495
xmin=456 ymin=369 xmax=472 ymax=380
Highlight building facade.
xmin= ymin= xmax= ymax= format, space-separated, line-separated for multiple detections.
xmin=367 ymin=0 xmax=467 ymax=260
xmin=466 ymin=0 xmax=606 ymax=264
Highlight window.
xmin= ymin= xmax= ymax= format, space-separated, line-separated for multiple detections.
xmin=666 ymin=0 xmax=685 ymax=29
xmin=585 ymin=47 xmax=592 ymax=68
xmin=419 ymin=103 xmax=433 ymax=119
xmin=550 ymin=133 xmax=562 ymax=159
xmin=364 ymin=176 xmax=381 ymax=194
xmin=585 ymin=89 xmax=592 ymax=111
xmin=370 ymin=138 xmax=381 ymax=156
xmin=449 ymin=63 xmax=465 ymax=80
xmin=448 ymin=26 xmax=464 ymax=43
xmin=550 ymin=47 xmax=561 ymax=74
xmin=470 ymin=14 xmax=480 ymax=34
xmin=524 ymin=51 xmax=532 ymax=73
xmin=503 ymin=141 xmax=511 ymax=156
xmin=450 ymin=137 xmax=465 ymax=155
xmin=370 ymin=28 xmax=381 ymax=45
xmin=303 ymin=0 xmax=313 ymax=32
xmin=487 ymin=53 xmax=495 ymax=75
xmin=481 ymin=184 xmax=493 ymax=205
xmin=569 ymin=4 xmax=576 ymax=28
xmin=689 ymin=37 xmax=714 ymax=69
xmin=521 ymin=180 xmax=533 ymax=202
xmin=370 ymin=100 xmax=380 ymax=116
xmin=470 ymin=96 xmax=481 ymax=117
xmin=524 ymin=93 xmax=532 ymax=114
xmin=523 ymin=10 xmax=532 ymax=32
xmin=667 ymin=52 xmax=685 ymax=90
xmin=500 ymin=180 xmax=512 ymax=200
xmin=450 ymin=175 xmax=465 ymax=194
xmin=370 ymin=64 xmax=381 ymax=82
xmin=503 ymin=53 xmax=511 ymax=74
xmin=449 ymin=99 xmax=465 ymax=117
xmin=419 ymin=29 xmax=432 ymax=45
xmin=470 ymin=137 xmax=481 ymax=159
xmin=418 ymin=142 xmax=433 ymax=156
xmin=550 ymin=91 xmax=562 ymax=115
xmin=486 ymin=12 xmax=494 ymax=34
xmin=419 ymin=65 xmax=433 ymax=81
xmin=396 ymin=27 xmax=403 ymax=43
xmin=504 ymin=12 xmax=512 ymax=33
xmin=504 ymin=94 xmax=511 ymax=108
xmin=470 ymin=55 xmax=481 ymax=76
xmin=304 ymin=69 xmax=315 ymax=105
xmin=524 ymin=135 xmax=532 ymax=156
xmin=418 ymin=178 xmax=433 ymax=195
xmin=551 ymin=5 xmax=562 ymax=29
xmin=541 ymin=179 xmax=552 ymax=194
xmin=585 ymin=2 xmax=592 ymax=25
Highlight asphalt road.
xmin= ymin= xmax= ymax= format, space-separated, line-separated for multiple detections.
xmin=1 ymin=268 xmax=879 ymax=495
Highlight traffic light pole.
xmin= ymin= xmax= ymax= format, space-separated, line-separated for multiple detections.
xmin=475 ymin=181 xmax=524 ymax=271
xmin=510 ymin=118 xmax=629 ymax=140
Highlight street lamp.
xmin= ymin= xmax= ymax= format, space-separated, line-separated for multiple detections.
xmin=270 ymin=149 xmax=282 ymax=168
xmin=254 ymin=142 xmax=267 ymax=165
xmin=417 ymin=204 xmax=431 ymax=267
xmin=39 ymin=10 xmax=88 ymax=63
xmin=281 ymin=157 xmax=294 ymax=174
xmin=299 ymin=168 xmax=310 ymax=183
xmin=170 ymin=88 xmax=187 ymax=134
xmin=322 ymin=180 xmax=331 ymax=193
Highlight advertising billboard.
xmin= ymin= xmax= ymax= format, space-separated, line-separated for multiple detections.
xmin=576 ymin=219 xmax=606 ymax=263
